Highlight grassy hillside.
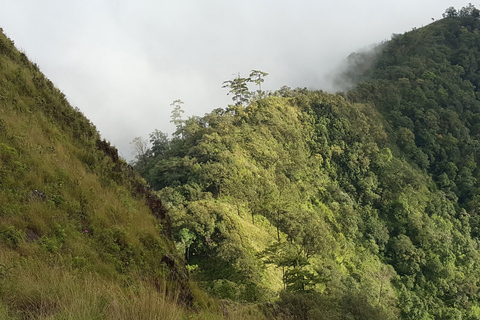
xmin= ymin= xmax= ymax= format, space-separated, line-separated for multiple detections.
xmin=0 ymin=28 xmax=273 ymax=320
xmin=0 ymin=27 xmax=187 ymax=319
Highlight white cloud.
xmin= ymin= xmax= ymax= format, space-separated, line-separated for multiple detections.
xmin=0 ymin=0 xmax=471 ymax=159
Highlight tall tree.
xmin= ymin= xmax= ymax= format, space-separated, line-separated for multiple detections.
xmin=170 ymin=99 xmax=185 ymax=138
xmin=149 ymin=129 xmax=169 ymax=158
xmin=222 ymin=73 xmax=251 ymax=107
xmin=249 ymin=70 xmax=269 ymax=95
xmin=130 ymin=136 xmax=149 ymax=167
xmin=170 ymin=99 xmax=185 ymax=127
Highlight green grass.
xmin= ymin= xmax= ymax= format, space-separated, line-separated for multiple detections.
xmin=0 ymin=29 xmax=271 ymax=319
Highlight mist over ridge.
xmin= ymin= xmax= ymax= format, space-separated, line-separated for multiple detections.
xmin=0 ymin=1 xmax=470 ymax=160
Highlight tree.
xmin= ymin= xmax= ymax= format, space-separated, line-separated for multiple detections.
xmin=262 ymin=241 xmax=319 ymax=292
xmin=222 ymin=73 xmax=251 ymax=107
xmin=177 ymin=228 xmax=196 ymax=261
xmin=149 ymin=129 xmax=169 ymax=158
xmin=249 ymin=69 xmax=269 ymax=95
xmin=458 ymin=3 xmax=479 ymax=18
xmin=443 ymin=6 xmax=458 ymax=18
xmin=130 ymin=136 xmax=149 ymax=166
xmin=170 ymin=99 xmax=185 ymax=127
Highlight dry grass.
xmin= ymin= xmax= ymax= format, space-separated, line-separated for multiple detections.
xmin=0 ymin=249 xmax=268 ymax=319
xmin=0 ymin=253 xmax=181 ymax=319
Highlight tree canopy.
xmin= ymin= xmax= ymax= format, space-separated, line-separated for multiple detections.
xmin=131 ymin=5 xmax=480 ymax=319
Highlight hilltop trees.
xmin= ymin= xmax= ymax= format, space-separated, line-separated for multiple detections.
xmin=222 ymin=70 xmax=269 ymax=107
xmin=130 ymin=136 xmax=149 ymax=169
xmin=342 ymin=5 xmax=480 ymax=318
xmin=131 ymin=91 xmax=403 ymax=314
xmin=131 ymin=83 xmax=480 ymax=317
xmin=170 ymin=99 xmax=185 ymax=128
xmin=443 ymin=6 xmax=458 ymax=18
xmin=128 ymin=6 xmax=480 ymax=319
xmin=249 ymin=69 xmax=269 ymax=94
xmin=222 ymin=73 xmax=251 ymax=107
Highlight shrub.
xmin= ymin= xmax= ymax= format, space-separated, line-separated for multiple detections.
xmin=0 ymin=226 xmax=24 ymax=248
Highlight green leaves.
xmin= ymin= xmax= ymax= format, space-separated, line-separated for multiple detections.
xmin=222 ymin=73 xmax=252 ymax=107
xmin=132 ymin=38 xmax=480 ymax=316
xmin=222 ymin=70 xmax=269 ymax=107
xmin=249 ymin=70 xmax=269 ymax=94
xmin=170 ymin=99 xmax=185 ymax=128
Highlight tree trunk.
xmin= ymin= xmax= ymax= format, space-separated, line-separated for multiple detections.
xmin=277 ymin=211 xmax=281 ymax=241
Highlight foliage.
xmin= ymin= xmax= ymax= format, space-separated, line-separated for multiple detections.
xmin=134 ymin=92 xmax=403 ymax=315
xmin=7 ymin=2 xmax=480 ymax=318
xmin=0 ymin=28 xmax=262 ymax=320
xmin=132 ymin=8 xmax=480 ymax=318
xmin=222 ymin=73 xmax=252 ymax=107
xmin=342 ymin=4 xmax=480 ymax=318
xmin=222 ymin=70 xmax=269 ymax=107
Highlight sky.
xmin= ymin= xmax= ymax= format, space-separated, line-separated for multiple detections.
xmin=0 ymin=0 xmax=472 ymax=160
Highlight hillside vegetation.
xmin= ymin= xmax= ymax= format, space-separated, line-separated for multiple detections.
xmin=133 ymin=5 xmax=480 ymax=319
xmin=5 ymin=3 xmax=480 ymax=320
xmin=0 ymin=28 xmax=272 ymax=320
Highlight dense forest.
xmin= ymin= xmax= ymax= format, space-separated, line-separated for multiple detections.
xmin=131 ymin=5 xmax=480 ymax=319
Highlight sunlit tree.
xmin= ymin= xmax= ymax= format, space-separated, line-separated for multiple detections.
xmin=222 ymin=73 xmax=251 ymax=107
xmin=249 ymin=69 xmax=269 ymax=95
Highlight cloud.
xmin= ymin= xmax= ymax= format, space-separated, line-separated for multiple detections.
xmin=0 ymin=0 xmax=471 ymax=159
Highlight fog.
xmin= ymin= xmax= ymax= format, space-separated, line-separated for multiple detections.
xmin=0 ymin=1 xmax=470 ymax=159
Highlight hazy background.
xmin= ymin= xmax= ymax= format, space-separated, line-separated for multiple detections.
xmin=0 ymin=1 xmax=471 ymax=160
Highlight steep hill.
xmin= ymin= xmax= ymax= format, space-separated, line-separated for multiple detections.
xmin=348 ymin=4 xmax=480 ymax=210
xmin=0 ymin=29 xmax=264 ymax=320
xmin=133 ymin=5 xmax=480 ymax=319
xmin=135 ymin=89 xmax=406 ymax=320
xmin=6 ymin=4 xmax=480 ymax=320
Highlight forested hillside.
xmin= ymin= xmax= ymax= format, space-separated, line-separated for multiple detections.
xmin=133 ymin=5 xmax=480 ymax=319
xmin=4 ymin=3 xmax=480 ymax=320
xmin=0 ymin=28 xmax=272 ymax=320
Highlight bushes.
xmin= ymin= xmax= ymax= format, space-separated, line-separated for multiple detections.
xmin=0 ymin=226 xmax=24 ymax=248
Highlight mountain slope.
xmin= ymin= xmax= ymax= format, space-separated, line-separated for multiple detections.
xmin=345 ymin=6 xmax=480 ymax=319
xmin=0 ymin=28 xmax=201 ymax=319
xmin=134 ymin=91 xmax=407 ymax=319
xmin=133 ymin=6 xmax=480 ymax=319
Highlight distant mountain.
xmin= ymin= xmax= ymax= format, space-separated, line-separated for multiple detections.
xmin=132 ymin=4 xmax=480 ymax=319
